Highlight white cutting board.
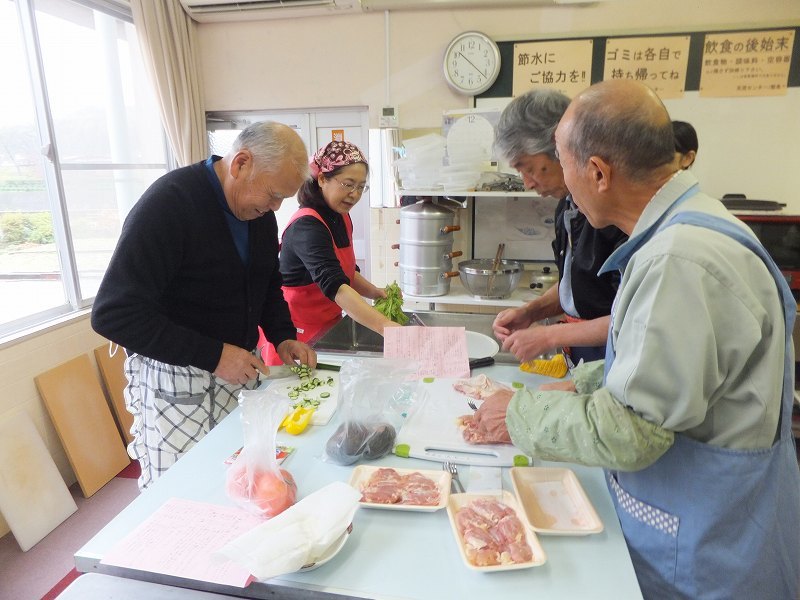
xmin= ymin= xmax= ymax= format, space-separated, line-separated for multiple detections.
xmin=394 ymin=377 xmax=531 ymax=467
xmin=0 ymin=412 xmax=77 ymax=551
xmin=265 ymin=370 xmax=340 ymax=426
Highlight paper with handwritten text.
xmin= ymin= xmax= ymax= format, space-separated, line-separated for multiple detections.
xmin=384 ymin=326 xmax=470 ymax=378
xmin=101 ymin=497 xmax=260 ymax=587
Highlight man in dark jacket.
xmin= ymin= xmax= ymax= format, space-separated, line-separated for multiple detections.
xmin=92 ymin=121 xmax=315 ymax=489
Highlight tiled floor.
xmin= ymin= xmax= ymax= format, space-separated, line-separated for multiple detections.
xmin=0 ymin=475 xmax=139 ymax=600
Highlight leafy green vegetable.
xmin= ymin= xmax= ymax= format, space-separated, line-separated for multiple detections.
xmin=374 ymin=281 xmax=409 ymax=325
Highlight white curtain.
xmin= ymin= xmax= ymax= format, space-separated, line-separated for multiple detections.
xmin=130 ymin=0 xmax=207 ymax=166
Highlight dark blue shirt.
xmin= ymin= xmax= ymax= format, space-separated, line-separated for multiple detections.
xmin=205 ymin=156 xmax=248 ymax=265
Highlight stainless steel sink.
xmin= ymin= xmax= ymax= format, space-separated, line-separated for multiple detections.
xmin=307 ymin=311 xmax=517 ymax=364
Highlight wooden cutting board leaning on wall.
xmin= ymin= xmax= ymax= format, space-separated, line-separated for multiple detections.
xmin=35 ymin=355 xmax=131 ymax=497
xmin=94 ymin=343 xmax=134 ymax=445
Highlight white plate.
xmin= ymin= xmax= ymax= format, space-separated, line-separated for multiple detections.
xmin=348 ymin=465 xmax=450 ymax=512
xmin=299 ymin=523 xmax=353 ymax=571
xmin=446 ymin=491 xmax=547 ymax=571
xmin=510 ymin=467 xmax=604 ymax=536
xmin=465 ymin=331 xmax=500 ymax=359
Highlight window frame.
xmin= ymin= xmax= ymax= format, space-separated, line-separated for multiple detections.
xmin=1 ymin=0 xmax=171 ymax=340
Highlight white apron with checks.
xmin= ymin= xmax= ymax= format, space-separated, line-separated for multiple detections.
xmin=123 ymin=353 xmax=258 ymax=489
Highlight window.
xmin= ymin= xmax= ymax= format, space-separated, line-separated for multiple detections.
xmin=0 ymin=0 xmax=167 ymax=338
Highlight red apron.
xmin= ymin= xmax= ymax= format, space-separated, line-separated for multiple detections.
xmin=262 ymin=208 xmax=356 ymax=365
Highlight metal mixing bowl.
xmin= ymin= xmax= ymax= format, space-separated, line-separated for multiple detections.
xmin=458 ymin=259 xmax=524 ymax=299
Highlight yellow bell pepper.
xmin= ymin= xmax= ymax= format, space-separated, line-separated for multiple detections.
xmin=284 ymin=406 xmax=316 ymax=435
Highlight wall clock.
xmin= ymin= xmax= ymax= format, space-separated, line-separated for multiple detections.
xmin=443 ymin=31 xmax=501 ymax=96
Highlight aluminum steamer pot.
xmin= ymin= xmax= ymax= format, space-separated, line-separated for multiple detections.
xmin=398 ymin=200 xmax=461 ymax=296
xmin=458 ymin=259 xmax=524 ymax=299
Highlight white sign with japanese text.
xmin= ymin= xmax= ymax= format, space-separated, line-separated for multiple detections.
xmin=700 ymin=29 xmax=795 ymax=97
xmin=603 ymin=35 xmax=691 ymax=99
xmin=512 ymin=39 xmax=593 ymax=98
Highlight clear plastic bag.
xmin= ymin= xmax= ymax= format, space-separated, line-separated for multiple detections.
xmin=225 ymin=388 xmax=297 ymax=518
xmin=323 ymin=357 xmax=419 ymax=465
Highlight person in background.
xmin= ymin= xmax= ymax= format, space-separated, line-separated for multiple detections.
xmin=491 ymin=89 xmax=627 ymax=363
xmin=473 ymin=80 xmax=799 ymax=598
xmin=91 ymin=121 xmax=316 ymax=490
xmin=262 ymin=141 xmax=400 ymax=364
xmin=672 ymin=119 xmax=698 ymax=169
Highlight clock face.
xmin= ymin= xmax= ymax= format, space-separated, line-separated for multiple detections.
xmin=443 ymin=31 xmax=501 ymax=96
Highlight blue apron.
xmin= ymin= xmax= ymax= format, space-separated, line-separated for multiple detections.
xmin=602 ymin=205 xmax=800 ymax=599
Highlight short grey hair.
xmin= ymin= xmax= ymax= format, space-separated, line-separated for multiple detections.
xmin=494 ymin=89 xmax=571 ymax=162
xmin=562 ymin=87 xmax=675 ymax=182
xmin=231 ymin=121 xmax=309 ymax=179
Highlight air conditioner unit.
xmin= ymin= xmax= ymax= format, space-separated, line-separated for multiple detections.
xmin=179 ymin=0 xmax=362 ymax=23
xmin=360 ymin=0 xmax=597 ymax=10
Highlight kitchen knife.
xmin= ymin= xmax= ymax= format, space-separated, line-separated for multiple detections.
xmin=262 ymin=365 xmax=297 ymax=380
xmin=315 ymin=362 xmax=341 ymax=372
xmin=263 ymin=363 xmax=341 ymax=380
xmin=468 ymin=356 xmax=495 ymax=370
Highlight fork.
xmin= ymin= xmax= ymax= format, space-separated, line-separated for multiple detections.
xmin=443 ymin=461 xmax=465 ymax=493
xmin=467 ymin=399 xmax=478 ymax=411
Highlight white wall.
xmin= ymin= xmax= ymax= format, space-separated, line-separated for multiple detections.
xmin=197 ymin=0 xmax=800 ymax=207
xmin=0 ymin=0 xmax=798 ymax=540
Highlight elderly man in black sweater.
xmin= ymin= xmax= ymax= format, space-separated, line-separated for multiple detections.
xmin=92 ymin=121 xmax=315 ymax=489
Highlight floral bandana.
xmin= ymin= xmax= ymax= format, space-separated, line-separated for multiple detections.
xmin=309 ymin=141 xmax=367 ymax=178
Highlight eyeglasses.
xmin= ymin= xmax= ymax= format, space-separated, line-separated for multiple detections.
xmin=334 ymin=178 xmax=369 ymax=195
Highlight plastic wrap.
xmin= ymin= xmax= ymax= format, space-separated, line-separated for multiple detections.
xmin=323 ymin=358 xmax=419 ymax=465
xmin=225 ymin=388 xmax=297 ymax=518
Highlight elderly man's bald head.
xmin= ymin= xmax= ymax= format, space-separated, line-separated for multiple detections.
xmin=558 ymin=80 xmax=675 ymax=182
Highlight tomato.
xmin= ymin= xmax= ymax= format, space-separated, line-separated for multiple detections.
xmin=226 ymin=463 xmax=297 ymax=518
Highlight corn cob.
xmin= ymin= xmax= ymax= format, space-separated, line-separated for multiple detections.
xmin=519 ymin=354 xmax=569 ymax=378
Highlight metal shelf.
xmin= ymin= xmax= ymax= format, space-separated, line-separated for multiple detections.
xmin=402 ymin=280 xmax=540 ymax=311
xmin=397 ymin=190 xmax=541 ymax=198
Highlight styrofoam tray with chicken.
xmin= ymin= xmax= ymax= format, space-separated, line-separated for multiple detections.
xmin=446 ymin=491 xmax=547 ymax=571
xmin=510 ymin=467 xmax=604 ymax=536
xmin=348 ymin=465 xmax=451 ymax=512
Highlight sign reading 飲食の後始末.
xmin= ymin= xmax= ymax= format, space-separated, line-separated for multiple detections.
xmin=699 ymin=29 xmax=795 ymax=97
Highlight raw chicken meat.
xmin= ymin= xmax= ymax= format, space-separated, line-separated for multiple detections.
xmin=455 ymin=498 xmax=533 ymax=567
xmin=360 ymin=468 xmax=440 ymax=506
xmin=452 ymin=374 xmax=511 ymax=400
xmin=455 ymin=387 xmax=515 ymax=445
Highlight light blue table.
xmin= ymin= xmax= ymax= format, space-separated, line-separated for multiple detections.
xmin=75 ymin=360 xmax=642 ymax=599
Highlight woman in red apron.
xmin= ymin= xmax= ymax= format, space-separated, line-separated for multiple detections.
xmin=262 ymin=141 xmax=399 ymax=364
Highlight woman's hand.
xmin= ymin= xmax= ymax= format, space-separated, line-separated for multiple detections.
xmin=493 ymin=306 xmax=533 ymax=342
xmin=501 ymin=325 xmax=556 ymax=362
xmin=371 ymin=284 xmax=389 ymax=301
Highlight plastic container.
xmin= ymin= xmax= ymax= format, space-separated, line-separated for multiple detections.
xmin=446 ymin=491 xmax=547 ymax=571
xmin=403 ymin=133 xmax=446 ymax=152
xmin=348 ymin=465 xmax=450 ymax=512
xmin=510 ymin=467 xmax=604 ymax=535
